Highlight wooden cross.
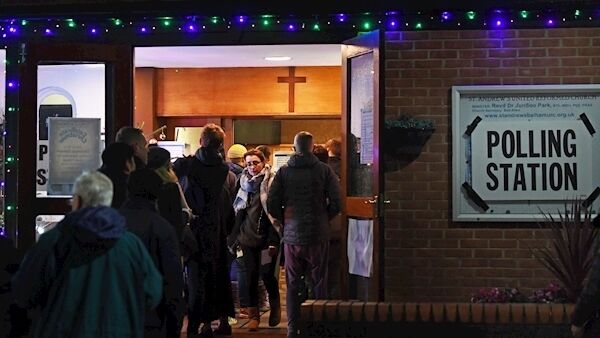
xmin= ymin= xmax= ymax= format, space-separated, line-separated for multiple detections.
xmin=278 ymin=66 xmax=306 ymax=112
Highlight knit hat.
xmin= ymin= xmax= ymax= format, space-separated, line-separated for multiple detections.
xmin=227 ymin=144 xmax=247 ymax=159
xmin=147 ymin=146 xmax=171 ymax=170
xmin=127 ymin=168 xmax=162 ymax=200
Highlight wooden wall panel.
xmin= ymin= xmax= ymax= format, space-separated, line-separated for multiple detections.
xmin=280 ymin=119 xmax=341 ymax=144
xmin=134 ymin=67 xmax=158 ymax=137
xmin=295 ymin=66 xmax=341 ymax=114
xmin=155 ymin=66 xmax=341 ymax=116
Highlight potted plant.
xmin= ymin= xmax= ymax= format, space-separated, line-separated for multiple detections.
xmin=383 ymin=115 xmax=435 ymax=157
xmin=528 ymin=201 xmax=599 ymax=302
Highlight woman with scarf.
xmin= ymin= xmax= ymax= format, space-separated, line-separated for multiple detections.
xmin=228 ymin=149 xmax=281 ymax=331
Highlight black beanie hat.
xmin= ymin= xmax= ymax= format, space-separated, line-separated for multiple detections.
xmin=101 ymin=142 xmax=134 ymax=170
xmin=147 ymin=147 xmax=171 ymax=170
xmin=127 ymin=168 xmax=163 ymax=200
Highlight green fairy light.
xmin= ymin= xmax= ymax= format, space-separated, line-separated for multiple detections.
xmin=211 ymin=17 xmax=219 ymax=24
xmin=520 ymin=10 xmax=529 ymax=19
xmin=6 ymin=157 xmax=14 ymax=163
xmin=6 ymin=205 xmax=14 ymax=211
xmin=415 ymin=22 xmax=423 ymax=29
xmin=67 ymin=20 xmax=76 ymax=28
xmin=313 ymin=23 xmax=320 ymax=31
xmin=114 ymin=19 xmax=122 ymax=26
xmin=575 ymin=10 xmax=581 ymax=17
xmin=262 ymin=19 xmax=270 ymax=26
xmin=362 ymin=21 xmax=371 ymax=30
xmin=7 ymin=107 xmax=15 ymax=112
xmin=163 ymin=20 xmax=171 ymax=27
xmin=466 ymin=11 xmax=476 ymax=20
xmin=21 ymin=20 xmax=27 ymax=26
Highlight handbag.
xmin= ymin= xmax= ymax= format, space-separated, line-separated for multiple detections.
xmin=238 ymin=208 xmax=270 ymax=248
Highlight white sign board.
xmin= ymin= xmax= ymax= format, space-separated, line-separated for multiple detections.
xmin=453 ymin=85 xmax=600 ymax=221
xmin=273 ymin=151 xmax=292 ymax=172
xmin=48 ymin=118 xmax=101 ymax=195
xmin=347 ymin=218 xmax=373 ymax=278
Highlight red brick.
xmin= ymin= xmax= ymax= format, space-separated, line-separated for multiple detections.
xmin=401 ymin=50 xmax=428 ymax=59
xmin=387 ymin=60 xmax=413 ymax=69
xmin=430 ymin=50 xmax=458 ymax=59
xmin=460 ymin=239 xmax=488 ymax=248
xmin=458 ymin=68 xmax=486 ymax=77
xmin=547 ymin=29 xmax=578 ymax=38
xmin=402 ymin=69 xmax=430 ymax=78
xmin=415 ymin=60 xmax=443 ymax=68
xmin=563 ymin=77 xmax=592 ymax=84
xmin=430 ymin=69 xmax=458 ymax=78
xmin=415 ymin=79 xmax=443 ymax=87
xmin=505 ymin=269 xmax=534 ymax=278
xmin=415 ymin=230 xmax=444 ymax=239
xmin=415 ymin=40 xmax=444 ymax=49
xmin=518 ymin=49 xmax=547 ymax=57
xmin=473 ymin=59 xmax=501 ymax=67
xmin=387 ymin=97 xmax=414 ymax=106
xmin=531 ymin=58 xmax=559 ymax=67
xmin=518 ymin=68 xmax=547 ymax=76
xmin=489 ymin=240 xmax=518 ymax=248
xmin=489 ymin=259 xmax=517 ymax=268
xmin=474 ymin=249 xmax=503 ymax=258
xmin=388 ymin=78 xmax=414 ymax=87
xmin=504 ymin=250 xmax=534 ymax=259
xmin=444 ymin=40 xmax=473 ymax=49
xmin=548 ymin=68 xmax=575 ymax=76
xmin=444 ymin=59 xmax=472 ymax=68
xmin=489 ymin=68 xmax=517 ymax=77
xmin=563 ymin=37 xmax=592 ymax=47
xmin=472 ymin=40 xmax=502 ymax=49
xmin=429 ymin=239 xmax=459 ymax=248
xmin=578 ymin=68 xmax=600 ymax=76
xmin=459 ymin=50 xmax=487 ymax=59
xmin=548 ymin=48 xmax=576 ymax=57
xmin=502 ymin=58 xmax=531 ymax=67
xmin=385 ymin=69 xmax=400 ymax=78
xmin=473 ymin=230 xmax=503 ymax=239
xmin=430 ymin=31 xmax=460 ymax=39
xmin=562 ymin=57 xmax=591 ymax=67
xmin=461 ymin=259 xmax=487 ymax=267
xmin=387 ymin=40 xmax=414 ymax=50
xmin=577 ymin=28 xmax=599 ymax=37
xmin=489 ymin=49 xmax=518 ymax=58
xmin=472 ymin=77 xmax=501 ymax=85
xmin=531 ymin=39 xmax=560 ymax=48
xmin=592 ymin=57 xmax=600 ymax=66
xmin=502 ymin=78 xmax=532 ymax=85
xmin=579 ymin=47 xmax=600 ymax=56
xmin=502 ymin=39 xmax=531 ymax=48
xmin=400 ymin=88 xmax=428 ymax=96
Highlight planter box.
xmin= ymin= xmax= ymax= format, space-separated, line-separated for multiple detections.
xmin=383 ymin=127 xmax=435 ymax=157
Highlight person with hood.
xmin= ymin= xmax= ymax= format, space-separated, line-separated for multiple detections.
xmin=228 ymin=149 xmax=281 ymax=330
xmin=267 ymin=131 xmax=341 ymax=338
xmin=12 ymin=171 xmax=163 ymax=338
xmin=120 ymin=168 xmax=184 ymax=338
xmin=98 ymin=142 xmax=136 ymax=208
xmin=173 ymin=123 xmax=235 ymax=338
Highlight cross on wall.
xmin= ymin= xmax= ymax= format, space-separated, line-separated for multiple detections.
xmin=278 ymin=66 xmax=306 ymax=113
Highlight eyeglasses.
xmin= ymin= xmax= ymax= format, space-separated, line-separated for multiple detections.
xmin=246 ymin=160 xmax=262 ymax=166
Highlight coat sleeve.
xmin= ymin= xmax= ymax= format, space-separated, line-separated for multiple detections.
xmin=11 ymin=232 xmax=58 ymax=309
xmin=325 ymin=166 xmax=342 ymax=219
xmin=572 ymin=243 xmax=600 ymax=326
xmin=267 ymin=170 xmax=284 ymax=222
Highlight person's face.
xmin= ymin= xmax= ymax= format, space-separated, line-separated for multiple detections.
xmin=133 ymin=135 xmax=149 ymax=164
xmin=245 ymin=155 xmax=264 ymax=176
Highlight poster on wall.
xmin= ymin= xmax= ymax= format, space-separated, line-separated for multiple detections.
xmin=48 ymin=118 xmax=101 ymax=195
xmin=452 ymin=85 xmax=600 ymax=221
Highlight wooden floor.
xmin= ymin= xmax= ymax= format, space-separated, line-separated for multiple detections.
xmin=180 ymin=270 xmax=288 ymax=338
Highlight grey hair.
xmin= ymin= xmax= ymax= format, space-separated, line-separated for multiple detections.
xmin=73 ymin=171 xmax=113 ymax=208
xmin=293 ymin=131 xmax=314 ymax=154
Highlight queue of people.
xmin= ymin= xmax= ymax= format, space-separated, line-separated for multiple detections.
xmin=1 ymin=124 xmax=342 ymax=338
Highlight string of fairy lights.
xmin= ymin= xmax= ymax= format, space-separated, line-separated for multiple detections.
xmin=1 ymin=6 xmax=600 ymax=231
xmin=0 ymin=9 xmax=598 ymax=39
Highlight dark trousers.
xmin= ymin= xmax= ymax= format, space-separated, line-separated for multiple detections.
xmin=284 ymin=241 xmax=329 ymax=335
xmin=237 ymin=245 xmax=279 ymax=308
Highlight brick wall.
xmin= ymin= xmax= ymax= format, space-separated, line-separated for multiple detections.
xmin=383 ymin=28 xmax=600 ymax=302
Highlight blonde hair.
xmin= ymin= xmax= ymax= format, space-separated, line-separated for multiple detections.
xmin=154 ymin=165 xmax=178 ymax=184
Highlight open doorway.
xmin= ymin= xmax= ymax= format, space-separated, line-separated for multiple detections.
xmin=133 ymin=44 xmax=343 ymax=333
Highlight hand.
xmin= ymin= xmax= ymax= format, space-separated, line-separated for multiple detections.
xmin=571 ymin=324 xmax=584 ymax=338
xmin=268 ymin=246 xmax=277 ymax=257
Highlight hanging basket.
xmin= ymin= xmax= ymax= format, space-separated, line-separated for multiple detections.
xmin=383 ymin=127 xmax=435 ymax=156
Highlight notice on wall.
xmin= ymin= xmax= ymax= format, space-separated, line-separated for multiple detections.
xmin=48 ymin=118 xmax=101 ymax=195
xmin=347 ymin=218 xmax=373 ymax=278
xmin=360 ymin=108 xmax=374 ymax=164
xmin=273 ymin=151 xmax=292 ymax=172
xmin=452 ymin=85 xmax=600 ymax=221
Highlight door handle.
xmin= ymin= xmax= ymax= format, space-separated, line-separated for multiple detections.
xmin=383 ymin=200 xmax=391 ymax=204
xmin=364 ymin=199 xmax=377 ymax=204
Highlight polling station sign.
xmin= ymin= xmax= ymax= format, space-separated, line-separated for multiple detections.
xmin=471 ymin=121 xmax=592 ymax=200
xmin=452 ymin=85 xmax=600 ymax=221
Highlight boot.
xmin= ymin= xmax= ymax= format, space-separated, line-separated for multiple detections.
xmin=268 ymin=297 xmax=281 ymax=327
xmin=247 ymin=307 xmax=260 ymax=331
xmin=238 ymin=307 xmax=249 ymax=319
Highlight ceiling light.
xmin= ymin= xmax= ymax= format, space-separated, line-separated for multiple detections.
xmin=264 ymin=56 xmax=292 ymax=61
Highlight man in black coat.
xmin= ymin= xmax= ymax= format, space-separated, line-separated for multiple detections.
xmin=120 ymin=169 xmax=184 ymax=338
xmin=173 ymin=123 xmax=235 ymax=338
xmin=267 ymin=131 xmax=341 ymax=338
xmin=98 ymin=142 xmax=135 ymax=208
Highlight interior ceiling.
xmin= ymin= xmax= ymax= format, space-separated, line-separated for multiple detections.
xmin=134 ymin=44 xmax=342 ymax=68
